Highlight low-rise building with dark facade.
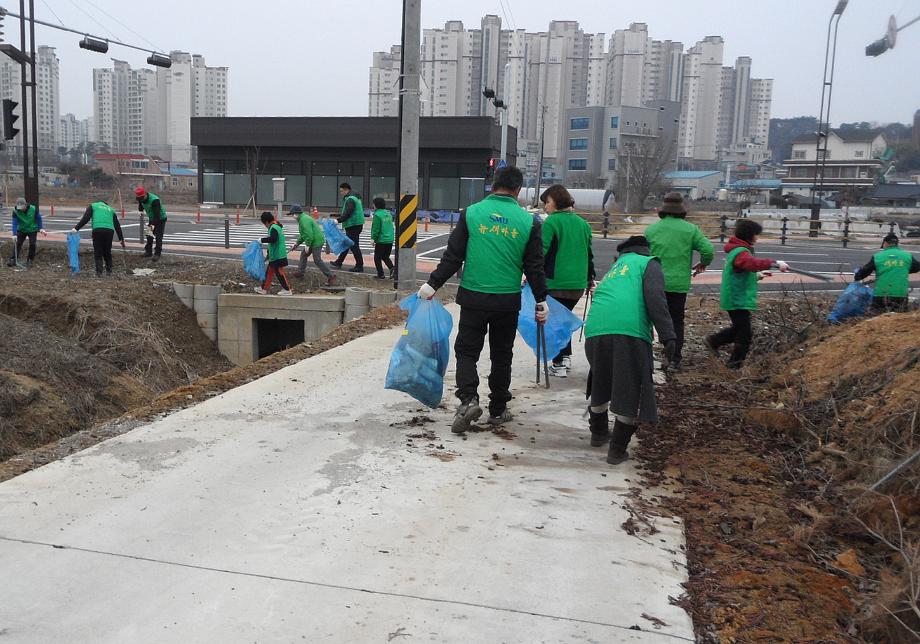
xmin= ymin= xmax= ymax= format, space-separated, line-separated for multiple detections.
xmin=190 ymin=117 xmax=515 ymax=211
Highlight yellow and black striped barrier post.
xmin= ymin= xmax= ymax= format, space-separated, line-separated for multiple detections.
xmin=396 ymin=193 xmax=418 ymax=291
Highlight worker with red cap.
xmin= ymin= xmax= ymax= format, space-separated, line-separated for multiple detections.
xmin=135 ymin=186 xmax=167 ymax=261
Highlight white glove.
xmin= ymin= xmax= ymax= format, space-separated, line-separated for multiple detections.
xmin=535 ymin=301 xmax=549 ymax=323
xmin=418 ymin=283 xmax=436 ymax=300
xmin=774 ymin=260 xmax=790 ymax=273
xmin=69 ymin=227 xmax=78 ymax=234
xmin=39 ymin=229 xmax=47 ymax=237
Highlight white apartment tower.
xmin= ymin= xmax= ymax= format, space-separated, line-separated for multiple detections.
xmin=716 ymin=56 xmax=773 ymax=160
xmin=0 ymin=45 xmax=60 ymax=154
xmin=60 ymin=113 xmax=90 ymax=151
xmin=678 ymin=36 xmax=724 ymax=162
xmin=604 ymin=24 xmax=683 ymax=108
xmin=368 ymin=46 xmax=400 ymax=117
xmin=93 ymin=60 xmax=157 ymax=154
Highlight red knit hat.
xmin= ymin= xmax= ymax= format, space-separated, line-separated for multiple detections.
xmin=134 ymin=186 xmax=147 ymax=199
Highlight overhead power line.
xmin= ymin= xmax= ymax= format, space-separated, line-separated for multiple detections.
xmin=83 ymin=0 xmax=165 ymax=54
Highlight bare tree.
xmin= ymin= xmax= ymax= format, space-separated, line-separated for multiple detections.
xmin=615 ymin=137 xmax=675 ymax=213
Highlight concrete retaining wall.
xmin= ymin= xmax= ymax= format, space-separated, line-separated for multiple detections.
xmin=174 ymin=282 xmax=223 ymax=342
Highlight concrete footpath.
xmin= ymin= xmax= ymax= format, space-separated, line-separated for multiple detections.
xmin=0 ymin=303 xmax=693 ymax=643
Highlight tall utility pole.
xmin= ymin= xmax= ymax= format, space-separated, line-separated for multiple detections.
xmin=532 ymin=103 xmax=547 ymax=207
xmin=26 ymin=0 xmax=37 ymax=205
xmin=395 ymin=0 xmax=420 ymax=292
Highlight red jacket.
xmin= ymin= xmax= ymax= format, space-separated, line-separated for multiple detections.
xmin=724 ymin=237 xmax=774 ymax=272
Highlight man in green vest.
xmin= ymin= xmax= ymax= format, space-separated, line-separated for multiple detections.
xmin=135 ymin=186 xmax=167 ymax=261
xmin=7 ymin=197 xmax=46 ymax=268
xmin=706 ymin=220 xmax=788 ymax=369
xmin=584 ymin=236 xmax=677 ymax=465
xmin=288 ymin=204 xmax=336 ymax=286
xmin=330 ymin=182 xmax=365 ymax=273
xmin=71 ymin=199 xmax=126 ymax=276
xmin=854 ymin=233 xmax=919 ymax=313
xmin=419 ymin=166 xmax=549 ymax=433
xmin=370 ymin=197 xmax=395 ymax=279
xmin=645 ymin=192 xmax=714 ymax=370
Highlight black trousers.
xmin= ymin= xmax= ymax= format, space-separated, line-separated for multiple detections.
xmin=454 ymin=307 xmax=518 ymax=415
xmin=871 ymin=296 xmax=908 ymax=313
xmin=144 ymin=219 xmax=166 ymax=256
xmin=13 ymin=231 xmax=37 ymax=261
xmin=710 ymin=309 xmax=752 ymax=368
xmin=92 ymin=228 xmax=115 ymax=275
xmin=665 ymin=292 xmax=688 ymax=363
xmin=551 ymin=296 xmax=580 ymax=363
xmin=374 ymin=242 xmax=394 ymax=276
xmin=336 ymin=225 xmax=364 ymax=267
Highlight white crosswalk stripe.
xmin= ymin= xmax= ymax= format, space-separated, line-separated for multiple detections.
xmin=163 ymin=224 xmax=445 ymax=253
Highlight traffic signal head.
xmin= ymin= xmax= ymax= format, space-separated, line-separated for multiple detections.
xmin=3 ymin=98 xmax=19 ymax=141
xmin=79 ymin=36 xmax=109 ymax=54
xmin=482 ymin=87 xmax=496 ymax=100
xmin=865 ymin=37 xmax=890 ymax=57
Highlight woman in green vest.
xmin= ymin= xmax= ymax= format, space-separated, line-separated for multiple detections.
xmin=854 ymin=233 xmax=919 ymax=313
xmin=370 ymin=197 xmax=395 ymax=279
xmin=584 ymin=235 xmax=677 ymax=465
xmin=71 ymin=199 xmax=126 ymax=276
xmin=255 ymin=211 xmax=293 ymax=295
xmin=7 ymin=197 xmax=46 ymax=268
xmin=135 ymin=186 xmax=167 ymax=261
xmin=539 ymin=184 xmax=596 ymax=378
xmin=705 ymin=220 xmax=788 ymax=369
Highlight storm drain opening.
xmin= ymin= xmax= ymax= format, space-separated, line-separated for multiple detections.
xmin=255 ymin=318 xmax=305 ymax=359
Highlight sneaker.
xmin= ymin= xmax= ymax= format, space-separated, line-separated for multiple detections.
xmin=374 ymin=274 xmax=386 ymax=280
xmin=562 ymin=356 xmax=572 ymax=369
xmin=143 ymin=251 xmax=152 ymax=258
xmin=550 ymin=363 xmax=568 ymax=378
xmin=487 ymin=409 xmax=513 ymax=426
xmin=624 ymin=216 xmax=635 ymax=224
xmin=451 ymin=397 xmax=482 ymax=434
xmin=278 ymin=289 xmax=293 ymax=296
xmin=5 ymin=259 xmax=14 ymax=267
xmin=325 ymin=275 xmax=338 ymax=286
xmin=388 ymin=267 xmax=395 ymax=278
xmin=152 ymin=255 xmax=160 ymax=263
xmin=25 ymin=259 xmax=33 ymax=268
xmin=349 ymin=265 xmax=365 ymax=273
xmin=254 ymin=287 xmax=268 ymax=295
xmin=606 ymin=447 xmax=629 ymax=465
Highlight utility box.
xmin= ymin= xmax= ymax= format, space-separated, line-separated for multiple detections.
xmin=272 ymin=177 xmax=286 ymax=203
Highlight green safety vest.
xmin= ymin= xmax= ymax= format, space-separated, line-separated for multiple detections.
xmin=267 ymin=222 xmax=287 ymax=262
xmin=461 ymin=194 xmax=534 ymax=294
xmin=140 ymin=192 xmax=167 ymax=221
xmin=873 ymin=247 xmax=913 ymax=298
xmin=341 ymin=194 xmax=364 ymax=228
xmin=371 ymin=209 xmax=395 ymax=244
xmin=91 ymin=202 xmax=116 ymax=230
xmin=720 ymin=246 xmax=759 ymax=311
xmin=14 ymin=205 xmax=38 ymax=234
xmin=542 ymin=211 xmax=593 ymax=290
xmin=584 ymin=252 xmax=654 ymax=343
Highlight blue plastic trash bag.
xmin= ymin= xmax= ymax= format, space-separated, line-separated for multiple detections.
xmin=827 ymin=282 xmax=873 ymax=324
xmin=242 ymin=239 xmax=266 ymax=282
xmin=321 ymin=218 xmax=354 ymax=256
xmin=385 ymin=294 xmax=454 ymax=408
xmin=518 ymin=284 xmax=584 ymax=360
xmin=66 ymin=231 xmax=80 ymax=274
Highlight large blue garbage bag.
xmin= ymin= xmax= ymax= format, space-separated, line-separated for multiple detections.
xmin=385 ymin=294 xmax=454 ymax=408
xmin=321 ymin=219 xmax=354 ymax=256
xmin=518 ymin=284 xmax=584 ymax=360
xmin=66 ymin=231 xmax=80 ymax=274
xmin=828 ymin=282 xmax=873 ymax=324
xmin=242 ymin=240 xmax=266 ymax=282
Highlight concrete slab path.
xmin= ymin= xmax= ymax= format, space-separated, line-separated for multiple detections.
xmin=0 ymin=303 xmax=693 ymax=643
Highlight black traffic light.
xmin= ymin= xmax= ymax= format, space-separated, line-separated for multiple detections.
xmin=147 ymin=53 xmax=172 ymax=68
xmin=482 ymin=87 xmax=496 ymax=100
xmin=79 ymin=36 xmax=109 ymax=53
xmin=3 ymin=99 xmax=19 ymax=141
xmin=485 ymin=157 xmax=500 ymax=183
xmin=865 ymin=37 xmax=890 ymax=57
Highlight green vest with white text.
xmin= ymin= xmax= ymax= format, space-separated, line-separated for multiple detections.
xmin=460 ymin=194 xmax=533 ymax=294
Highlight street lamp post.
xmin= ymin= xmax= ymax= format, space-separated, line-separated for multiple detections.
xmin=809 ymin=0 xmax=848 ymax=237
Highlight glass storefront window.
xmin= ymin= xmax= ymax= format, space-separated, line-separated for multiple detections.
xmin=312 ymin=174 xmax=338 ymax=207
xmin=202 ymin=173 xmax=224 ymax=203
xmin=429 ymin=177 xmax=460 ymax=210
xmin=284 ymin=175 xmax=307 ymax=206
xmin=370 ymin=176 xmax=397 ymax=207
xmin=459 ymin=178 xmax=484 ymax=209
xmin=225 ymin=173 xmax=252 ymax=205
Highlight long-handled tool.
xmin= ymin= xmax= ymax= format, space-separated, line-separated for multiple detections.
xmin=536 ymin=321 xmax=542 ymax=386
xmin=540 ymin=322 xmax=550 ymax=388
xmin=578 ymin=289 xmax=593 ymax=342
xmin=783 ymin=265 xmax=833 ymax=282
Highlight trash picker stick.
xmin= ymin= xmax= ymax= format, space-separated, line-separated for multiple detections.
xmin=535 ymin=321 xmax=542 ymax=385
xmin=578 ymin=290 xmax=593 ymax=343
xmin=541 ymin=322 xmax=550 ymax=389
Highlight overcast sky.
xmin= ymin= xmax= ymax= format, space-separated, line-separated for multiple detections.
xmin=36 ymin=0 xmax=920 ymax=125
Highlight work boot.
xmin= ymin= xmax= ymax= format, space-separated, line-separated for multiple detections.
xmin=607 ymin=419 xmax=637 ymax=465
xmin=5 ymin=258 xmax=14 ymax=267
xmin=325 ymin=275 xmax=338 ymax=286
xmin=143 ymin=251 xmax=152 ymax=258
xmin=330 ymin=261 xmax=343 ymax=269
xmin=487 ymin=408 xmax=513 ymax=426
xmin=451 ymin=397 xmax=482 ymax=434
xmin=704 ymin=335 xmax=720 ymax=356
xmin=374 ymin=274 xmax=386 ymax=280
xmin=349 ymin=265 xmax=364 ymax=273
xmin=26 ymin=259 xmax=33 ymax=268
xmin=588 ymin=409 xmax=610 ymax=447
xmin=388 ymin=266 xmax=395 ymax=278
xmin=152 ymin=255 xmax=160 ymax=263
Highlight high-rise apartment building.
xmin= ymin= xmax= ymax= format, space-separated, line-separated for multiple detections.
xmin=92 ymin=52 xmax=227 ymax=162
xmin=716 ymin=57 xmax=772 ymax=165
xmin=678 ymin=36 xmax=724 ymax=162
xmin=59 ymin=113 xmax=91 ymax=151
xmin=0 ymin=45 xmax=60 ymax=154
xmin=368 ymin=46 xmax=401 ymax=117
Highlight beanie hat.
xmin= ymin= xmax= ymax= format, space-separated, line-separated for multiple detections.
xmin=15 ymin=197 xmax=27 ymax=209
xmin=616 ymin=235 xmax=649 ymax=252
xmin=659 ymin=192 xmax=686 ymax=217
xmin=134 ymin=186 xmax=147 ymax=199
xmin=288 ymin=203 xmax=304 ymax=215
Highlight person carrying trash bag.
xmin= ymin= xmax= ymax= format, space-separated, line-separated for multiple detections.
xmin=71 ymin=199 xmax=125 ymax=277
xmin=385 ymin=294 xmax=453 ymax=408
xmin=135 ymin=186 xmax=166 ymax=261
xmin=539 ymin=184 xmax=595 ymax=378
xmin=288 ymin=204 xmax=336 ymax=286
xmin=330 ymin=182 xmax=365 ymax=273
xmin=583 ymin=235 xmax=677 ymax=465
xmin=254 ymin=211 xmax=293 ymax=295
xmin=7 ymin=197 xmax=46 ymax=268
xmin=419 ymin=165 xmax=548 ymax=433
xmin=644 ymin=192 xmax=713 ymax=370
xmin=854 ymin=233 xmax=919 ymax=313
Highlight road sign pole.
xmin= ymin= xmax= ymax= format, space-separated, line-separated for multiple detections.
xmin=396 ymin=0 xmax=420 ymax=293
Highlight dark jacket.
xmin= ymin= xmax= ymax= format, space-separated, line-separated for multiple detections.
xmin=855 ymin=250 xmax=920 ymax=281
xmin=336 ymin=191 xmax=362 ymax=226
xmin=427 ymin=206 xmax=548 ymax=312
xmin=75 ymin=204 xmax=125 ymax=242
